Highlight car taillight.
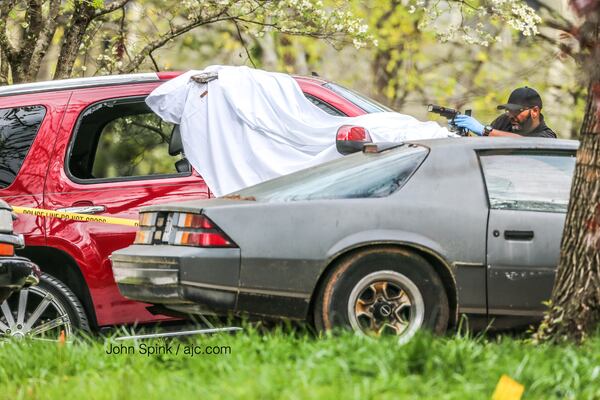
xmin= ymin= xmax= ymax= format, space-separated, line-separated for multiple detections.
xmin=174 ymin=213 xmax=214 ymax=229
xmin=134 ymin=212 xmax=159 ymax=244
xmin=174 ymin=231 xmax=234 ymax=247
xmin=173 ymin=214 xmax=236 ymax=248
xmin=336 ymin=125 xmax=373 ymax=155
xmin=134 ymin=230 xmax=152 ymax=245
xmin=0 ymin=243 xmax=14 ymax=256
xmin=139 ymin=212 xmax=158 ymax=227
xmin=336 ymin=125 xmax=371 ymax=142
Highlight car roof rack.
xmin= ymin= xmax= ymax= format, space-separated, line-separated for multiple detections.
xmin=0 ymin=73 xmax=161 ymax=97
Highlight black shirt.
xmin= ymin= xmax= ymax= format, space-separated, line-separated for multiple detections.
xmin=490 ymin=114 xmax=557 ymax=138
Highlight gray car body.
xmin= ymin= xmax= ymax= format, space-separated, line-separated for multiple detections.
xmin=112 ymin=137 xmax=578 ymax=328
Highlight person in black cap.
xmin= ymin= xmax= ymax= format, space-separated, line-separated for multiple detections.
xmin=453 ymin=87 xmax=557 ymax=138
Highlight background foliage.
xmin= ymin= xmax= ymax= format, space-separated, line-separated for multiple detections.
xmin=0 ymin=0 xmax=585 ymax=139
xmin=152 ymin=0 xmax=586 ymax=138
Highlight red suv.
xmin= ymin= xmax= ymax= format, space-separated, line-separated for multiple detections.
xmin=0 ymin=71 xmax=389 ymax=336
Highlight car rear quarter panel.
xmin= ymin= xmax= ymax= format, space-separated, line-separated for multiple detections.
xmin=202 ymin=143 xmax=490 ymax=313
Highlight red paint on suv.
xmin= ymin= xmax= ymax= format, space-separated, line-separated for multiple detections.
xmin=0 ymin=71 xmax=377 ymax=329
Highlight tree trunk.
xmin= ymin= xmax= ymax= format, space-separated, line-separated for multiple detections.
xmin=54 ymin=2 xmax=95 ymax=79
xmin=0 ymin=50 xmax=9 ymax=85
xmin=537 ymin=11 xmax=600 ymax=342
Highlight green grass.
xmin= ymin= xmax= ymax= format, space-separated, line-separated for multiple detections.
xmin=1 ymin=326 xmax=599 ymax=400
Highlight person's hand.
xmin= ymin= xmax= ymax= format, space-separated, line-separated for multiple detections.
xmin=453 ymin=115 xmax=484 ymax=136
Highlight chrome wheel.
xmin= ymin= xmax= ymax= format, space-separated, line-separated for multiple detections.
xmin=0 ymin=286 xmax=72 ymax=341
xmin=348 ymin=270 xmax=424 ymax=342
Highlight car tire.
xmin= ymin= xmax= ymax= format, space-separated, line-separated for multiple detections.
xmin=313 ymin=247 xmax=449 ymax=342
xmin=0 ymin=272 xmax=90 ymax=340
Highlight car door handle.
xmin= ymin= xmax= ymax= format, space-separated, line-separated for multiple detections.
xmin=504 ymin=230 xmax=534 ymax=241
xmin=56 ymin=205 xmax=106 ymax=214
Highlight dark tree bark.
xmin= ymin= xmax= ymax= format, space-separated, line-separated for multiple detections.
xmin=537 ymin=5 xmax=600 ymax=342
xmin=53 ymin=2 xmax=96 ymax=79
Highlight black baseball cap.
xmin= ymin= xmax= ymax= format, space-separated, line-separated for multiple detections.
xmin=497 ymin=87 xmax=543 ymax=111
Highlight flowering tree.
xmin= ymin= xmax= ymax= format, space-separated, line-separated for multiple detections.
xmin=0 ymin=0 xmax=373 ymax=84
xmin=412 ymin=0 xmax=541 ymax=46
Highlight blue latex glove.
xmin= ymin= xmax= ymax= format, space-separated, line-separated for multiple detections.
xmin=453 ymin=115 xmax=484 ymax=136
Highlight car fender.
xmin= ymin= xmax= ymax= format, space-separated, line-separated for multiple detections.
xmin=326 ymin=229 xmax=450 ymax=264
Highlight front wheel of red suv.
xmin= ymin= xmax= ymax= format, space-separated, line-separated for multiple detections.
xmin=0 ymin=272 xmax=90 ymax=341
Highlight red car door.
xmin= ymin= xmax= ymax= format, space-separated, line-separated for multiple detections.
xmin=44 ymin=83 xmax=210 ymax=326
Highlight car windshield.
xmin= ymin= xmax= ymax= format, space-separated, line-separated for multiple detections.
xmin=231 ymin=144 xmax=428 ymax=202
xmin=324 ymin=82 xmax=394 ymax=113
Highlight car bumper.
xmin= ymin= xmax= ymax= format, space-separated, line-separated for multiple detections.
xmin=111 ymin=245 xmax=311 ymax=320
xmin=0 ymin=256 xmax=40 ymax=303
xmin=111 ymin=245 xmax=241 ymax=314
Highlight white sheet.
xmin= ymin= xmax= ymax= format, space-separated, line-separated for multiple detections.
xmin=146 ymin=66 xmax=456 ymax=196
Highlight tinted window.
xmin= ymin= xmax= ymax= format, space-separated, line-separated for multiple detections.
xmin=0 ymin=106 xmax=46 ymax=189
xmin=480 ymin=152 xmax=576 ymax=213
xmin=323 ymin=83 xmax=393 ymax=113
xmin=233 ymin=144 xmax=428 ymax=201
xmin=70 ymin=98 xmax=182 ymax=181
xmin=304 ymin=94 xmax=345 ymax=116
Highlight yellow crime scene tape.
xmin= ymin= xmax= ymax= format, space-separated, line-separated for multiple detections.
xmin=12 ymin=206 xmax=139 ymax=227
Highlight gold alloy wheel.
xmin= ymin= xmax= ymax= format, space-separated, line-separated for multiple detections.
xmin=348 ymin=270 xmax=424 ymax=342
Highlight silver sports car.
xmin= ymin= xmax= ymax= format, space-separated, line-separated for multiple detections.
xmin=111 ymin=137 xmax=577 ymax=340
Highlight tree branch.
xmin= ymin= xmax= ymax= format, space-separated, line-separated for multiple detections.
xmin=28 ymin=0 xmax=61 ymax=79
xmin=231 ymin=16 xmax=257 ymax=68
xmin=0 ymin=1 xmax=18 ymax=63
xmin=94 ymin=0 xmax=132 ymax=18
xmin=130 ymin=121 xmax=170 ymax=142
xmin=54 ymin=0 xmax=97 ymax=79
xmin=0 ymin=49 xmax=10 ymax=85
xmin=121 ymin=10 xmax=235 ymax=73
xmin=12 ymin=0 xmax=49 ymax=81
xmin=148 ymin=51 xmax=159 ymax=72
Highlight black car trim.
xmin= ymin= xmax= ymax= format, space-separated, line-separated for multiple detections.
xmin=488 ymin=308 xmax=543 ymax=317
xmin=453 ymin=262 xmax=485 ymax=268
xmin=458 ymin=307 xmax=487 ymax=314
xmin=180 ymin=280 xmax=311 ymax=299
xmin=237 ymin=292 xmax=309 ymax=320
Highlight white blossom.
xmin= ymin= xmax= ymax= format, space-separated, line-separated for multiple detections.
xmin=408 ymin=0 xmax=541 ymax=46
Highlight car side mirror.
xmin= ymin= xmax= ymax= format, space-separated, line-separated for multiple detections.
xmin=175 ymin=158 xmax=191 ymax=173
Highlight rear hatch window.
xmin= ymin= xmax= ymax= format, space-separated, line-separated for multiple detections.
xmin=0 ymin=106 xmax=46 ymax=189
xmin=233 ymin=144 xmax=428 ymax=202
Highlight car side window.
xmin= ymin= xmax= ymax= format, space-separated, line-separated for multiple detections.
xmin=304 ymin=94 xmax=345 ymax=116
xmin=0 ymin=105 xmax=46 ymax=189
xmin=69 ymin=98 xmax=183 ymax=181
xmin=479 ymin=152 xmax=576 ymax=213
